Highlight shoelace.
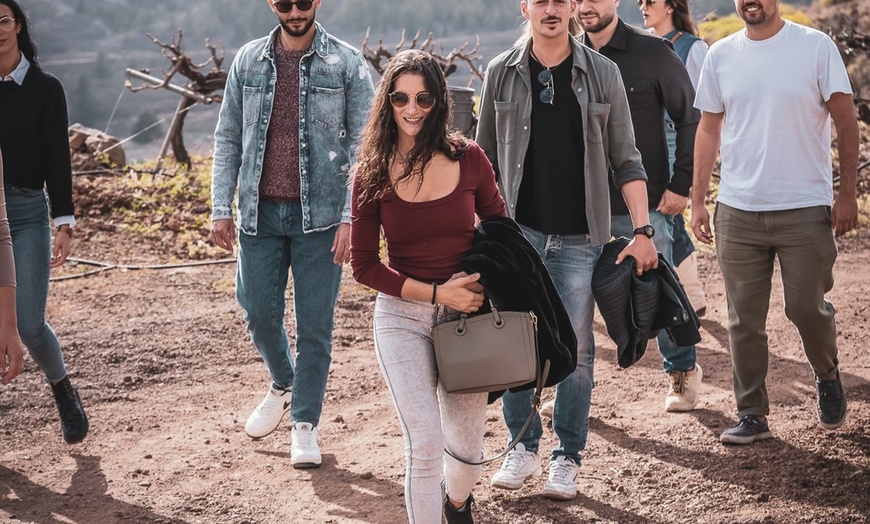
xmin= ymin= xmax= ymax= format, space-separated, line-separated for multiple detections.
xmin=670 ymin=371 xmax=686 ymax=395
xmin=295 ymin=426 xmax=316 ymax=447
xmin=818 ymin=381 xmax=842 ymax=400
xmin=258 ymin=391 xmax=288 ymax=415
xmin=53 ymin=382 xmax=80 ymax=422
xmin=502 ymin=451 xmax=532 ymax=473
xmin=549 ymin=461 xmax=575 ymax=483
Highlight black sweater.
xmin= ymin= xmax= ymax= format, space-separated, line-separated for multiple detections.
xmin=0 ymin=67 xmax=74 ymax=218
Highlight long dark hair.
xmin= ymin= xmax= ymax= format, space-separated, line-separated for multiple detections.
xmin=354 ymin=49 xmax=466 ymax=205
xmin=0 ymin=0 xmax=37 ymax=65
xmin=666 ymin=0 xmax=699 ymax=37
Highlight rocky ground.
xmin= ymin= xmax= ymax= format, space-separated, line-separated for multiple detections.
xmin=0 ymin=166 xmax=869 ymax=523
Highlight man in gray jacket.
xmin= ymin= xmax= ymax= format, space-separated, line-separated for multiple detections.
xmin=210 ymin=0 xmax=373 ymax=468
xmin=476 ymin=0 xmax=656 ymax=500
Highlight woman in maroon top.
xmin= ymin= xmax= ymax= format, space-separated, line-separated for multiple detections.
xmin=350 ymin=50 xmax=505 ymax=524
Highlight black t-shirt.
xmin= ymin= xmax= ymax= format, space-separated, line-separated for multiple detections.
xmin=515 ymin=53 xmax=588 ymax=236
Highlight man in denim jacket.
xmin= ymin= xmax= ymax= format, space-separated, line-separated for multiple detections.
xmin=476 ymin=0 xmax=656 ymax=501
xmin=210 ymin=0 xmax=373 ymax=469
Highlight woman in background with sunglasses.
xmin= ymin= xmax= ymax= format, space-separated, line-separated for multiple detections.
xmin=0 ymin=0 xmax=88 ymax=441
xmin=350 ymin=49 xmax=505 ymax=524
xmin=638 ymin=0 xmax=710 ymax=315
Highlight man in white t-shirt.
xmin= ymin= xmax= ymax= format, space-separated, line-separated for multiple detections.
xmin=690 ymin=0 xmax=859 ymax=445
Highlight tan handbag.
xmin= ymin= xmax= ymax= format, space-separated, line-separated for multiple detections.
xmin=432 ymin=299 xmax=550 ymax=465
xmin=432 ymin=301 xmax=538 ymax=394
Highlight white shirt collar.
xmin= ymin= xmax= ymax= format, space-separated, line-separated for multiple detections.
xmin=1 ymin=53 xmax=30 ymax=85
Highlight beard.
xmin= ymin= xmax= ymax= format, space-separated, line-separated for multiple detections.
xmin=738 ymin=4 xmax=768 ymax=25
xmin=579 ymin=11 xmax=615 ymax=34
xmin=280 ymin=11 xmax=316 ymax=38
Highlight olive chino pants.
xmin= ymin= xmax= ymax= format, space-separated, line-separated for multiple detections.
xmin=714 ymin=203 xmax=840 ymax=418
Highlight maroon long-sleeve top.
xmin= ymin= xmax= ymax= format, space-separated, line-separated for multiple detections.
xmin=350 ymin=142 xmax=506 ymax=297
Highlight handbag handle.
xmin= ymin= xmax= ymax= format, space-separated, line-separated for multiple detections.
xmin=454 ymin=299 xmax=503 ymax=335
xmin=445 ymin=359 xmax=551 ymax=466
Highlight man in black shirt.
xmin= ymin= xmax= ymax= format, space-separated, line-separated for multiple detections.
xmin=577 ymin=0 xmax=704 ymax=412
xmin=477 ymin=0 xmax=657 ymax=501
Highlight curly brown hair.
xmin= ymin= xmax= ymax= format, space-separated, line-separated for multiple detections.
xmin=353 ymin=49 xmax=467 ymax=205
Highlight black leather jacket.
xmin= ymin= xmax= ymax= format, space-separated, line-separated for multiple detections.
xmin=458 ymin=217 xmax=578 ymax=399
xmin=591 ymin=237 xmax=701 ymax=368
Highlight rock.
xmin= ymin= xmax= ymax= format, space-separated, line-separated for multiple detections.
xmin=68 ymin=123 xmax=126 ymax=170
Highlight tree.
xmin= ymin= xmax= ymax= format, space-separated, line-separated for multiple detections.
xmin=126 ymin=29 xmax=226 ymax=168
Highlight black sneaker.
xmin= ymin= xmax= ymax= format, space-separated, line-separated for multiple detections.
xmin=719 ymin=415 xmax=773 ymax=445
xmin=443 ymin=480 xmax=474 ymax=524
xmin=50 ymin=376 xmax=89 ymax=444
xmin=817 ymin=372 xmax=847 ymax=430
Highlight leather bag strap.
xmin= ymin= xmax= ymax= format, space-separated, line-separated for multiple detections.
xmin=445 ymin=359 xmax=551 ymax=466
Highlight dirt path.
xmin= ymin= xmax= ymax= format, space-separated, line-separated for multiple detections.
xmin=1 ymin=237 xmax=869 ymax=524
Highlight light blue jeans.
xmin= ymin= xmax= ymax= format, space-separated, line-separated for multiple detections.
xmin=236 ymin=201 xmax=341 ymax=426
xmin=5 ymin=187 xmax=67 ymax=383
xmin=373 ymin=294 xmax=488 ymax=524
xmin=611 ymin=210 xmax=697 ymax=373
xmin=501 ymin=225 xmax=601 ymax=464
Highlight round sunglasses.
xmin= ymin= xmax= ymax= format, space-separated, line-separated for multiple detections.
xmin=389 ymin=91 xmax=437 ymax=110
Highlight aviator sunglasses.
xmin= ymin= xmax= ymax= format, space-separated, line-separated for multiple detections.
xmin=273 ymin=0 xmax=315 ymax=13
xmin=389 ymin=91 xmax=437 ymax=110
xmin=537 ymin=69 xmax=554 ymax=105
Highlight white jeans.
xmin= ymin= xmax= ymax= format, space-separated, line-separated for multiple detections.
xmin=373 ymin=293 xmax=488 ymax=524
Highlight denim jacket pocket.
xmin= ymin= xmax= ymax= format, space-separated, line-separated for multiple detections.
xmin=494 ymin=101 xmax=518 ymax=144
xmin=243 ymin=85 xmax=263 ymax=127
xmin=587 ymin=102 xmax=610 ymax=144
xmin=311 ymin=86 xmax=346 ymax=129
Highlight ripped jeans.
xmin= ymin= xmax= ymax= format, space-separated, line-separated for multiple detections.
xmin=373 ymin=293 xmax=488 ymax=524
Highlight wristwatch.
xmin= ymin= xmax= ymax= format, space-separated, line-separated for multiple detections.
xmin=632 ymin=224 xmax=655 ymax=238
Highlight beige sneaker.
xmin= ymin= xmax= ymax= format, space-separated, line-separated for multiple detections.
xmin=539 ymin=398 xmax=555 ymax=419
xmin=665 ymin=363 xmax=703 ymax=412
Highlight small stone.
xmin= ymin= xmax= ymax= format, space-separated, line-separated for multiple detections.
xmin=144 ymin=454 xmax=153 ymax=459
xmin=757 ymin=493 xmax=770 ymax=503
xmin=360 ymin=472 xmax=374 ymax=480
xmin=138 ymin=480 xmax=151 ymax=487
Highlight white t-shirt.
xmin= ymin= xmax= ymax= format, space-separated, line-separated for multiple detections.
xmin=694 ymin=20 xmax=852 ymax=211
xmin=685 ymin=39 xmax=708 ymax=90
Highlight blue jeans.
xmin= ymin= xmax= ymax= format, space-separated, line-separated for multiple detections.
xmin=5 ymin=187 xmax=67 ymax=382
xmin=611 ymin=211 xmax=697 ymax=373
xmin=666 ymin=125 xmax=697 ymax=267
xmin=501 ymin=225 xmax=601 ymax=464
xmin=236 ymin=201 xmax=341 ymax=426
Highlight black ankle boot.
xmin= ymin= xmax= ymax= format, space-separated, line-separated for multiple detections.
xmin=50 ymin=377 xmax=89 ymax=444
xmin=443 ymin=484 xmax=474 ymax=524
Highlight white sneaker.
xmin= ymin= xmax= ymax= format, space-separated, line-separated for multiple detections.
xmin=542 ymin=456 xmax=578 ymax=500
xmin=664 ymin=363 xmax=703 ymax=412
xmin=244 ymin=386 xmax=291 ymax=438
xmin=539 ymin=398 xmax=555 ymax=419
xmin=291 ymin=422 xmax=321 ymax=469
xmin=490 ymin=443 xmax=542 ymax=489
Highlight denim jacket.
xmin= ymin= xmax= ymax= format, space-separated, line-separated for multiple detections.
xmin=211 ymin=23 xmax=374 ymax=235
xmin=476 ymin=36 xmax=646 ymax=246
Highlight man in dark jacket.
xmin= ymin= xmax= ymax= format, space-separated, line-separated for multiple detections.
xmin=577 ymin=0 xmax=703 ymax=413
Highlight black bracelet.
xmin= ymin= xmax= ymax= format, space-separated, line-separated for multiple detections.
xmin=431 ymin=282 xmax=438 ymax=305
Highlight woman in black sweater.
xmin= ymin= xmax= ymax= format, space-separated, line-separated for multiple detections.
xmin=0 ymin=0 xmax=88 ymax=443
